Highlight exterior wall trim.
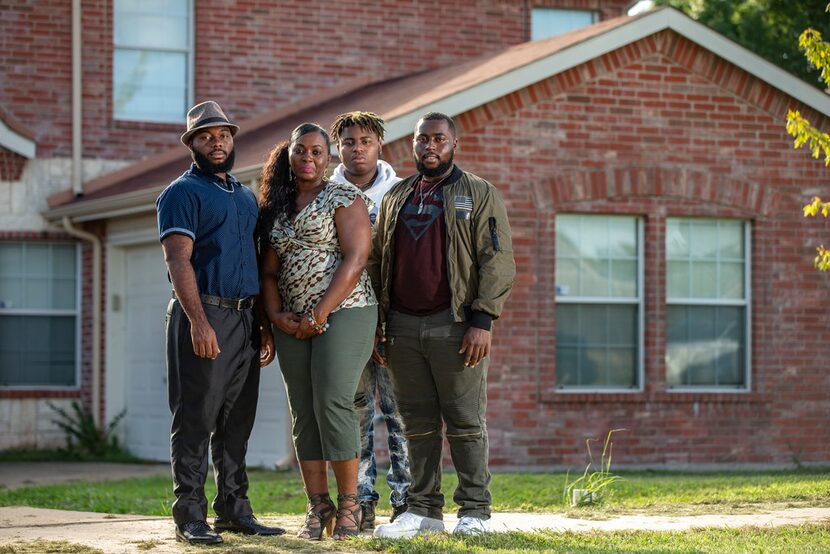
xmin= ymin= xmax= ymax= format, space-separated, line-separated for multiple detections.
xmin=0 ymin=116 xmax=36 ymax=158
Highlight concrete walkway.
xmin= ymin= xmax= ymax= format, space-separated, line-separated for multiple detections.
xmin=1 ymin=462 xmax=830 ymax=553
xmin=2 ymin=506 xmax=830 ymax=554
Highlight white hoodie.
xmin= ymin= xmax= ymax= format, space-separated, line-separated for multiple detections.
xmin=332 ymin=159 xmax=400 ymax=225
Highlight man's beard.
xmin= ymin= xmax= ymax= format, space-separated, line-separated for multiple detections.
xmin=415 ymin=151 xmax=454 ymax=177
xmin=191 ymin=148 xmax=236 ymax=175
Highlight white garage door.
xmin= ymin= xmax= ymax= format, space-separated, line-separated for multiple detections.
xmin=122 ymin=242 xmax=290 ymax=467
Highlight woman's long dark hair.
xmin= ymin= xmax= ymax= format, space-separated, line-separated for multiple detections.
xmin=257 ymin=122 xmax=331 ymax=245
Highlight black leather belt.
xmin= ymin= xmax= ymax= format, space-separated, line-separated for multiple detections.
xmin=172 ymin=291 xmax=254 ymax=310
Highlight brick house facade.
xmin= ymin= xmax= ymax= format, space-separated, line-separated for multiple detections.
xmin=5 ymin=2 xmax=830 ymax=467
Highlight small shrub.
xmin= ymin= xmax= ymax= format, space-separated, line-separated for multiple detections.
xmin=563 ymin=428 xmax=626 ymax=507
xmin=48 ymin=401 xmax=129 ymax=459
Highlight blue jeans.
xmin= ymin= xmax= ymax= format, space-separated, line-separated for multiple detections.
xmin=354 ymin=357 xmax=410 ymax=508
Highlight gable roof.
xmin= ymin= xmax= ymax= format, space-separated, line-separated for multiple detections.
xmin=44 ymin=6 xmax=830 ymax=222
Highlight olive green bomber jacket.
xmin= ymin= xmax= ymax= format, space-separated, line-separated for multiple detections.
xmin=367 ymin=165 xmax=515 ymax=327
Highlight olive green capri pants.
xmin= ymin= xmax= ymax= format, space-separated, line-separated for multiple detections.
xmin=274 ymin=305 xmax=377 ymax=461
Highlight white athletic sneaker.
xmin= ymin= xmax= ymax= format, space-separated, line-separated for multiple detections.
xmin=373 ymin=511 xmax=445 ymax=539
xmin=452 ymin=516 xmax=490 ymax=535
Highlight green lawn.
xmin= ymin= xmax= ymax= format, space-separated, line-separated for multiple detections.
xmin=1 ymin=468 xmax=829 ymax=517
xmin=4 ymin=468 xmax=830 ymax=553
xmin=8 ymin=525 xmax=830 ymax=554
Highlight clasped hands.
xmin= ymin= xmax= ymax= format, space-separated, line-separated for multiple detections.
xmin=272 ymin=310 xmax=327 ymax=340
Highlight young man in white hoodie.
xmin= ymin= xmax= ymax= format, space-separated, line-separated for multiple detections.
xmin=330 ymin=112 xmax=410 ymax=529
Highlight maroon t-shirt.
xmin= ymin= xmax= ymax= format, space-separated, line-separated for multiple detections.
xmin=390 ymin=176 xmax=452 ymax=316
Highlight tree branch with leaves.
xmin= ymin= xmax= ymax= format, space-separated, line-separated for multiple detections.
xmin=786 ymin=5 xmax=830 ymax=270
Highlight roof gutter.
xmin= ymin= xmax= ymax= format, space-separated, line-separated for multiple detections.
xmin=62 ymin=216 xmax=102 ymax=429
xmin=72 ymin=0 xmax=83 ymax=196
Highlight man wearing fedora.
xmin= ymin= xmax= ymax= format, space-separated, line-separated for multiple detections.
xmin=156 ymin=101 xmax=283 ymax=544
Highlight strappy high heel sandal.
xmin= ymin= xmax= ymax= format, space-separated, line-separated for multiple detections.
xmin=298 ymin=492 xmax=335 ymax=540
xmin=333 ymin=493 xmax=362 ymax=540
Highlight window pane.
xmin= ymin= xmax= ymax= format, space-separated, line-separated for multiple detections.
xmin=555 ymin=258 xmax=579 ymax=297
xmin=0 ymin=246 xmax=22 ymax=274
xmin=667 ymin=218 xmax=746 ymax=301
xmin=114 ymin=0 xmax=189 ymax=50
xmin=580 ymin=258 xmax=610 ymax=297
xmin=666 ymin=219 xmax=689 ymax=258
xmin=114 ymin=50 xmax=188 ymax=122
xmin=25 ymin=278 xmax=51 ymax=310
xmin=689 ymin=221 xmax=718 ymax=259
xmin=666 ymin=306 xmax=745 ymax=388
xmin=719 ymin=262 xmax=744 ymax=299
xmin=666 ymin=260 xmax=690 ymax=298
xmin=0 ymin=315 xmax=76 ymax=386
xmin=556 ymin=214 xmax=638 ymax=300
xmin=53 ymin=245 xmax=77 ymax=277
xmin=0 ymin=277 xmax=22 ymax=309
xmin=690 ymin=261 xmax=717 ymax=298
xmin=608 ymin=217 xmax=638 ymax=257
xmin=0 ymin=243 xmax=78 ymax=311
xmin=531 ymin=8 xmax=596 ymax=40
xmin=610 ymin=259 xmax=637 ymax=297
xmin=26 ymin=244 xmax=50 ymax=274
xmin=556 ymin=218 xmax=580 ymax=257
xmin=556 ymin=304 xmax=638 ymax=388
xmin=52 ymin=278 xmax=77 ymax=310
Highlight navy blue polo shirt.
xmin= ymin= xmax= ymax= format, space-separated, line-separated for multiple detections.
xmin=156 ymin=163 xmax=260 ymax=298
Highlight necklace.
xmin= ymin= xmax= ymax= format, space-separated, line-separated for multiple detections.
xmin=351 ymin=169 xmax=378 ymax=192
xmin=417 ymin=176 xmax=448 ymax=214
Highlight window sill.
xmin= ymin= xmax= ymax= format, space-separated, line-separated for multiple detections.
xmin=540 ymin=390 xmax=769 ymax=404
xmin=112 ymin=119 xmax=183 ymax=132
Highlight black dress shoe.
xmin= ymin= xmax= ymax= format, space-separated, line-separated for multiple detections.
xmin=175 ymin=520 xmax=223 ymax=544
xmin=214 ymin=514 xmax=285 ymax=536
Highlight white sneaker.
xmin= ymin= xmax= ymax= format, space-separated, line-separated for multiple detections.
xmin=373 ymin=511 xmax=444 ymax=539
xmin=452 ymin=516 xmax=490 ymax=535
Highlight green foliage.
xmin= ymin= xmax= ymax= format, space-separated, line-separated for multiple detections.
xmin=48 ymin=401 xmax=128 ymax=459
xmin=787 ymin=110 xmax=830 ymax=166
xmin=782 ymin=5 xmax=830 ymax=271
xmin=653 ymin=0 xmax=830 ymax=89
xmin=563 ymin=429 xmax=625 ymax=507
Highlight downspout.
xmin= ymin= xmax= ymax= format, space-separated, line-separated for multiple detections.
xmin=62 ymin=217 xmax=102 ymax=429
xmin=72 ymin=0 xmax=82 ymax=196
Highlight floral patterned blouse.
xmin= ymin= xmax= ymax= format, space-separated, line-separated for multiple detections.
xmin=268 ymin=179 xmax=377 ymax=314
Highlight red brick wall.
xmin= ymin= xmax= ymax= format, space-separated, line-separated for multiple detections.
xmin=382 ymin=30 xmax=830 ymax=466
xmin=0 ymin=148 xmax=27 ymax=181
xmin=0 ymin=0 xmax=629 ymax=162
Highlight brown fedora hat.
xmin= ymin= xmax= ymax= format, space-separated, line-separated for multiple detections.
xmin=180 ymin=100 xmax=240 ymax=145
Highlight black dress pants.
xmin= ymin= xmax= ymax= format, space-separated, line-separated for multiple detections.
xmin=165 ymin=298 xmax=261 ymax=525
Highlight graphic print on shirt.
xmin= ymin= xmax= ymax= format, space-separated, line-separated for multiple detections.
xmin=399 ymin=188 xmax=444 ymax=241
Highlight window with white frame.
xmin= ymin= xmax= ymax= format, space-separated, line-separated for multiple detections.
xmin=531 ymin=7 xmax=598 ymax=41
xmin=0 ymin=243 xmax=79 ymax=387
xmin=665 ymin=218 xmax=750 ymax=389
xmin=113 ymin=0 xmax=193 ymax=123
xmin=555 ymin=215 xmax=642 ymax=390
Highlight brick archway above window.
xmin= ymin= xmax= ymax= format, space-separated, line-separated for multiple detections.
xmin=534 ymin=167 xmax=779 ymax=217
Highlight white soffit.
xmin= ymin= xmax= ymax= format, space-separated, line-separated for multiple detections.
xmin=0 ymin=117 xmax=35 ymax=158
xmin=385 ymin=8 xmax=830 ymax=143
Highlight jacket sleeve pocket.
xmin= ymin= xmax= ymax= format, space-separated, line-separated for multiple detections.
xmin=488 ymin=217 xmax=502 ymax=251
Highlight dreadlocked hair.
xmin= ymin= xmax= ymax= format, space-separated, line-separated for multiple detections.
xmin=330 ymin=111 xmax=386 ymax=142
xmin=257 ymin=123 xmax=332 ymax=245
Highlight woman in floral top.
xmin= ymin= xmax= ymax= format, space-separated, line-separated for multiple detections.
xmin=258 ymin=123 xmax=377 ymax=540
